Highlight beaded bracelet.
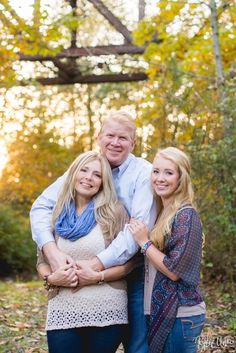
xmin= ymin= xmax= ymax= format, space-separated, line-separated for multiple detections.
xmin=43 ymin=274 xmax=52 ymax=291
xmin=43 ymin=274 xmax=57 ymax=291
xmin=140 ymin=240 xmax=153 ymax=256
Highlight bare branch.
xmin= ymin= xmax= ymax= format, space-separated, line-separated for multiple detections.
xmin=36 ymin=72 xmax=148 ymax=85
xmin=87 ymin=0 xmax=132 ymax=43
xmin=19 ymin=44 xmax=146 ymax=61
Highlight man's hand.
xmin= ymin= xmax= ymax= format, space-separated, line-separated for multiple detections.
xmin=69 ymin=258 xmax=104 ymax=293
xmin=48 ymin=264 xmax=78 ymax=287
xmin=76 ymin=257 xmax=104 ymax=272
xmin=42 ymin=242 xmax=75 ymax=272
xmin=76 ymin=267 xmax=101 ymax=287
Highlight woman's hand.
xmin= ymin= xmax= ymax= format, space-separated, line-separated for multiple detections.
xmin=129 ymin=218 xmax=149 ymax=247
xmin=76 ymin=267 xmax=101 ymax=287
xmin=48 ymin=264 xmax=78 ymax=288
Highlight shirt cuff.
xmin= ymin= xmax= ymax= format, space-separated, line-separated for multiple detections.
xmin=97 ymin=251 xmax=117 ymax=269
xmin=36 ymin=232 xmax=55 ymax=250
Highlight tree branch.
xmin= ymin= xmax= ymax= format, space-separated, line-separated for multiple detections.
xmin=19 ymin=44 xmax=146 ymax=61
xmin=0 ymin=0 xmax=28 ymax=27
xmin=36 ymin=72 xmax=148 ymax=85
xmin=87 ymin=0 xmax=132 ymax=43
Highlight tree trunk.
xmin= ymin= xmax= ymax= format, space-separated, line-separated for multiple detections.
xmin=209 ymin=0 xmax=229 ymax=136
xmin=139 ymin=0 xmax=145 ymax=21
xmin=87 ymin=85 xmax=94 ymax=150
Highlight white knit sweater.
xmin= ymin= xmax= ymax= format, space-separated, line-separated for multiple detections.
xmin=46 ymin=224 xmax=128 ymax=330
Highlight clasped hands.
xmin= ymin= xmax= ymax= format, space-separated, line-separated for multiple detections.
xmin=47 ymin=259 xmax=103 ymax=290
xmin=46 ymin=218 xmax=149 ymax=290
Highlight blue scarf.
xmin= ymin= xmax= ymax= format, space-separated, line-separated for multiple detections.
xmin=55 ymin=199 xmax=96 ymax=241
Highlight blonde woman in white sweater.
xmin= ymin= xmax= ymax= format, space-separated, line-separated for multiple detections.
xmin=37 ymin=151 xmax=135 ymax=353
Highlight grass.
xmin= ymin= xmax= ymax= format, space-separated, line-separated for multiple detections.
xmin=200 ymin=281 xmax=236 ymax=352
xmin=0 ymin=281 xmax=47 ymax=353
xmin=0 ymin=280 xmax=235 ymax=353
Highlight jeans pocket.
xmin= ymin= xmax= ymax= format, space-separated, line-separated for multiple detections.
xmin=181 ymin=315 xmax=205 ymax=341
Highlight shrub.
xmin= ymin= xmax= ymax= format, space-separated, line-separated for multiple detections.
xmin=0 ymin=204 xmax=36 ymax=277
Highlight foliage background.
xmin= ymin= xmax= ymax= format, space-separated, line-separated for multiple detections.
xmin=0 ymin=0 xmax=235 ymax=290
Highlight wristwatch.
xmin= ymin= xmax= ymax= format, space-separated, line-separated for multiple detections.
xmin=97 ymin=271 xmax=105 ymax=285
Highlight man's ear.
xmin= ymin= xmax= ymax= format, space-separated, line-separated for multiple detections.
xmin=131 ymin=138 xmax=136 ymax=152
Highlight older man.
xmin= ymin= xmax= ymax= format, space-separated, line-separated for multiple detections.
xmin=30 ymin=110 xmax=156 ymax=353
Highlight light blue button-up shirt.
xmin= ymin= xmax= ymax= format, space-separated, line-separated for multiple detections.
xmin=30 ymin=154 xmax=156 ymax=268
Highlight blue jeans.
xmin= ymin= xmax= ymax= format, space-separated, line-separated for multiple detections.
xmin=123 ymin=266 xmax=149 ymax=353
xmin=47 ymin=325 xmax=126 ymax=353
xmin=163 ymin=314 xmax=205 ymax=353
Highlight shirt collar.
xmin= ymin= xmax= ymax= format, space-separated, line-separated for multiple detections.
xmin=112 ymin=153 xmax=134 ymax=178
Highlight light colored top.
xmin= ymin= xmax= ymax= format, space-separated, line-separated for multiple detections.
xmin=46 ymin=224 xmax=128 ymax=331
xmin=144 ymin=259 xmax=206 ymax=317
xmin=97 ymin=154 xmax=156 ymax=268
xmin=30 ymin=153 xmax=157 ymax=267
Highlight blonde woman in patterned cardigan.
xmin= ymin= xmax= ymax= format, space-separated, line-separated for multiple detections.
xmin=129 ymin=147 xmax=206 ymax=353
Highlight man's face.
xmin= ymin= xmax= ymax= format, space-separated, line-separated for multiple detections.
xmin=98 ymin=120 xmax=135 ymax=168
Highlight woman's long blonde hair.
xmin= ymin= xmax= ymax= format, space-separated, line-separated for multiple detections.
xmin=150 ymin=147 xmax=195 ymax=250
xmin=52 ymin=151 xmax=125 ymax=242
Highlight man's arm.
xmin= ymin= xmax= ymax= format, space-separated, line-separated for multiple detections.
xmin=96 ymin=177 xmax=157 ymax=268
xmin=30 ymin=173 xmax=74 ymax=271
xmin=75 ymin=255 xmax=140 ymax=288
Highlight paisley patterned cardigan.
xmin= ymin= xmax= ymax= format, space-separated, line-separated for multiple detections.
xmin=148 ymin=207 xmax=204 ymax=353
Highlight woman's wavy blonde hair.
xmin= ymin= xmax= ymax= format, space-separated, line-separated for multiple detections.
xmin=52 ymin=151 xmax=126 ymax=242
xmin=150 ymin=147 xmax=195 ymax=251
